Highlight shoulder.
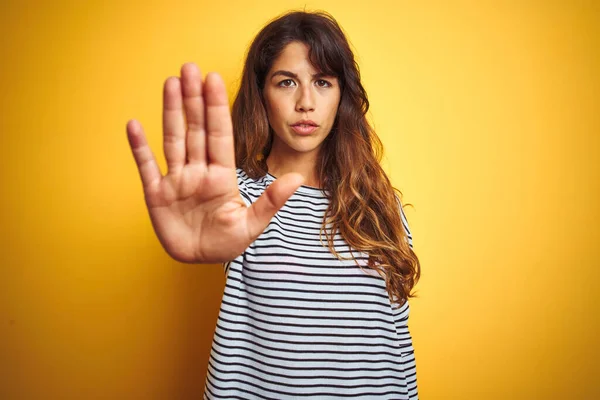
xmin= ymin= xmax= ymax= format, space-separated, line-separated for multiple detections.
xmin=235 ymin=167 xmax=271 ymax=207
xmin=400 ymin=206 xmax=413 ymax=249
xmin=394 ymin=193 xmax=413 ymax=249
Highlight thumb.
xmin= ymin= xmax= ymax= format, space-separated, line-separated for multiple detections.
xmin=246 ymin=173 xmax=304 ymax=240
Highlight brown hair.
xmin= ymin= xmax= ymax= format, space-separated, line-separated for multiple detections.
xmin=231 ymin=10 xmax=420 ymax=308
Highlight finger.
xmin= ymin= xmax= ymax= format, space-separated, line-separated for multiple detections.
xmin=163 ymin=76 xmax=186 ymax=173
xmin=204 ymin=72 xmax=235 ymax=168
xmin=180 ymin=63 xmax=206 ymax=165
xmin=246 ymin=173 xmax=304 ymax=239
xmin=126 ymin=119 xmax=162 ymax=189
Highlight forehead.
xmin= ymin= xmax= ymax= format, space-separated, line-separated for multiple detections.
xmin=269 ymin=41 xmax=320 ymax=75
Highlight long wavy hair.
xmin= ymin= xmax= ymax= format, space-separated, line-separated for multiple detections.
xmin=231 ymin=10 xmax=420 ymax=307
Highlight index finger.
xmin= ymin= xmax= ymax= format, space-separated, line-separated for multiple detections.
xmin=204 ymin=72 xmax=235 ymax=169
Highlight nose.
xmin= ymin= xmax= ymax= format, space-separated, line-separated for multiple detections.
xmin=295 ymin=85 xmax=315 ymax=112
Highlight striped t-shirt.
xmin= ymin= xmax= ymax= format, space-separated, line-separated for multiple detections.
xmin=203 ymin=168 xmax=419 ymax=399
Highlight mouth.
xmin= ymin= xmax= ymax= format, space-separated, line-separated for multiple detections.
xmin=291 ymin=119 xmax=319 ymax=128
xmin=290 ymin=124 xmax=318 ymax=135
xmin=290 ymin=119 xmax=319 ymax=135
xmin=292 ymin=123 xmax=317 ymax=127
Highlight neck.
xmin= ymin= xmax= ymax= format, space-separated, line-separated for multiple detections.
xmin=266 ymin=147 xmax=321 ymax=188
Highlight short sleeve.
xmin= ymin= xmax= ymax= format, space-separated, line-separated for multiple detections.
xmin=395 ymin=194 xmax=413 ymax=249
xmin=236 ymin=168 xmax=252 ymax=207
xmin=400 ymin=206 xmax=413 ymax=249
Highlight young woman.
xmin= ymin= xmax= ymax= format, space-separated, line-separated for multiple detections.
xmin=126 ymin=10 xmax=421 ymax=400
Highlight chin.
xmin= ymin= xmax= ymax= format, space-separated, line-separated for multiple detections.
xmin=287 ymin=140 xmax=325 ymax=154
xmin=272 ymin=130 xmax=328 ymax=155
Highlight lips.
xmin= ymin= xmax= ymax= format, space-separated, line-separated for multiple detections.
xmin=290 ymin=119 xmax=319 ymax=135
xmin=291 ymin=119 xmax=318 ymax=127
xmin=290 ymin=124 xmax=318 ymax=135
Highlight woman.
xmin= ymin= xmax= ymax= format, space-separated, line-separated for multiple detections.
xmin=126 ymin=10 xmax=421 ymax=399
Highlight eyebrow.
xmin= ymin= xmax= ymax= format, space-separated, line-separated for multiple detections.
xmin=270 ymin=70 xmax=333 ymax=80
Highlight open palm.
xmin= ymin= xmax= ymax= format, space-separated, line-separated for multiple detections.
xmin=126 ymin=63 xmax=303 ymax=264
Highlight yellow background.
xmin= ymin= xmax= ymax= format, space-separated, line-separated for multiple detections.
xmin=1 ymin=0 xmax=598 ymax=398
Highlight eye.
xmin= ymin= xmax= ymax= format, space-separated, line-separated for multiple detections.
xmin=278 ymin=79 xmax=295 ymax=87
xmin=316 ymin=79 xmax=332 ymax=88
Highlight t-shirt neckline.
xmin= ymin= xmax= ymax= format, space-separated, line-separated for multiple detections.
xmin=265 ymin=172 xmax=328 ymax=197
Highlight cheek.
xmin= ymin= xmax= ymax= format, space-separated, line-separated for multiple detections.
xmin=265 ymin=97 xmax=286 ymax=123
xmin=327 ymin=101 xmax=340 ymax=123
xmin=268 ymin=107 xmax=283 ymax=127
xmin=327 ymin=94 xmax=341 ymax=117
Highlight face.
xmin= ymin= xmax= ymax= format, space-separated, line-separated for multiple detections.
xmin=262 ymin=41 xmax=341 ymax=159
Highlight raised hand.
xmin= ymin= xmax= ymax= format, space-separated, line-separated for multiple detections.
xmin=126 ymin=63 xmax=303 ymax=264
